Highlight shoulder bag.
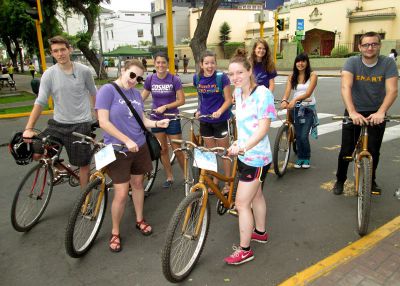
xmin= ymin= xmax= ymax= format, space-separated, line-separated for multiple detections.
xmin=110 ymin=82 xmax=161 ymax=161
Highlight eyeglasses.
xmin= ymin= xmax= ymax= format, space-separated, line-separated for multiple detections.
xmin=129 ymin=72 xmax=144 ymax=83
xmin=360 ymin=43 xmax=380 ymax=49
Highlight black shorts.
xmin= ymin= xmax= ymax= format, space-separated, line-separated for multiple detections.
xmin=237 ymin=160 xmax=270 ymax=183
xmin=33 ymin=119 xmax=92 ymax=167
xmin=200 ymin=120 xmax=228 ymax=139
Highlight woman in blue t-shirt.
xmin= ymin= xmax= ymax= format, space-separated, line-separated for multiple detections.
xmin=250 ymin=38 xmax=277 ymax=92
xmin=142 ymin=52 xmax=185 ymax=188
xmin=194 ymin=50 xmax=232 ymax=193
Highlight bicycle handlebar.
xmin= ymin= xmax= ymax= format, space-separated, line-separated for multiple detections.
xmin=332 ymin=115 xmax=400 ymax=122
xmin=171 ymin=139 xmax=243 ymax=157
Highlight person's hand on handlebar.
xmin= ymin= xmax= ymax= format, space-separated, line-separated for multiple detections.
xmin=156 ymin=119 xmax=170 ymax=128
xmin=367 ymin=111 xmax=385 ymax=126
xmin=195 ymin=111 xmax=200 ymax=119
xmin=349 ymin=111 xmax=369 ymax=126
xmin=212 ymin=110 xmax=222 ymax=119
xmin=227 ymin=141 xmax=241 ymax=156
xmin=155 ymin=105 xmax=168 ymax=114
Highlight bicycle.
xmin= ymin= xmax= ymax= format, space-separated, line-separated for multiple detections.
xmin=64 ymin=132 xmax=125 ymax=258
xmin=10 ymin=124 xmax=98 ymax=233
xmin=161 ymin=140 xmax=239 ymax=283
xmin=332 ymin=115 xmax=400 ymax=236
xmin=273 ymin=105 xmax=297 ymax=177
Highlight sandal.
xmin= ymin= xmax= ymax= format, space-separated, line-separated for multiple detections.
xmin=222 ymin=184 xmax=230 ymax=195
xmin=109 ymin=233 xmax=122 ymax=252
xmin=136 ymin=219 xmax=153 ymax=236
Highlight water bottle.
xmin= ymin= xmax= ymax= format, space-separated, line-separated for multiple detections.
xmin=394 ymin=187 xmax=400 ymax=200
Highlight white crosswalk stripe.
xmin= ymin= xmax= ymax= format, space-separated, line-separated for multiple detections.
xmin=145 ymin=94 xmax=400 ymax=143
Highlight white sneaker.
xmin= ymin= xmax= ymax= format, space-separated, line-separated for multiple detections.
xmin=301 ymin=160 xmax=310 ymax=169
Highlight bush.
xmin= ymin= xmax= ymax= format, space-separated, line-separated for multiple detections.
xmin=330 ymin=45 xmax=349 ymax=57
xmin=223 ymin=42 xmax=245 ymax=59
xmin=346 ymin=51 xmax=361 ymax=57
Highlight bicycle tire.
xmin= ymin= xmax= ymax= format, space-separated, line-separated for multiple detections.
xmin=65 ymin=177 xmax=107 ymax=258
xmin=11 ymin=163 xmax=54 ymax=232
xmin=184 ymin=154 xmax=200 ymax=196
xmin=170 ymin=152 xmax=176 ymax=165
xmin=162 ymin=190 xmax=210 ymax=283
xmin=144 ymin=159 xmax=159 ymax=193
xmin=273 ymin=124 xmax=291 ymax=177
xmin=357 ymin=157 xmax=372 ymax=236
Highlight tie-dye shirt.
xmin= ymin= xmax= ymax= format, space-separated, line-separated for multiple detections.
xmin=234 ymin=85 xmax=276 ymax=167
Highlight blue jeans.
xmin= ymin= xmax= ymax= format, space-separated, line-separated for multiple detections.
xmin=293 ymin=106 xmax=314 ymax=160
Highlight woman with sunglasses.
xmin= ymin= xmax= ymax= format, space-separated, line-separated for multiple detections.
xmin=142 ymin=52 xmax=185 ymax=188
xmin=96 ymin=59 xmax=170 ymax=252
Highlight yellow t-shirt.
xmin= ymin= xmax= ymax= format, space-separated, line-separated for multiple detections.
xmin=29 ymin=64 xmax=35 ymax=71
xmin=7 ymin=66 xmax=14 ymax=74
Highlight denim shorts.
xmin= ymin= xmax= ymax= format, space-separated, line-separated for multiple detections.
xmin=151 ymin=118 xmax=182 ymax=135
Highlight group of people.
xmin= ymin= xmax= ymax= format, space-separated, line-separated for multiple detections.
xmin=20 ymin=31 xmax=398 ymax=265
xmin=174 ymin=54 xmax=190 ymax=73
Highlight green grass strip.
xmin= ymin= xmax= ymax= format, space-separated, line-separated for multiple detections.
xmin=0 ymin=105 xmax=49 ymax=115
xmin=0 ymin=92 xmax=36 ymax=104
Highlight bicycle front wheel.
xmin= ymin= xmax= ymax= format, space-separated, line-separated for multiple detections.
xmin=144 ymin=159 xmax=159 ymax=193
xmin=65 ymin=177 xmax=107 ymax=258
xmin=357 ymin=157 xmax=372 ymax=236
xmin=11 ymin=163 xmax=54 ymax=232
xmin=273 ymin=124 xmax=291 ymax=177
xmin=162 ymin=190 xmax=210 ymax=283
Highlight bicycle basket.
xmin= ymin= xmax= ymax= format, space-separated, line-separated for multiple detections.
xmin=9 ymin=131 xmax=33 ymax=165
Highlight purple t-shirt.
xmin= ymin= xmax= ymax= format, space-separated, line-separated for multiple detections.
xmin=193 ymin=71 xmax=231 ymax=123
xmin=253 ymin=62 xmax=277 ymax=89
xmin=144 ymin=73 xmax=182 ymax=120
xmin=95 ymin=83 xmax=146 ymax=148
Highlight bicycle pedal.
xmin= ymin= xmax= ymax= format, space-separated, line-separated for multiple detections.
xmin=343 ymin=156 xmax=353 ymax=161
xmin=227 ymin=209 xmax=238 ymax=217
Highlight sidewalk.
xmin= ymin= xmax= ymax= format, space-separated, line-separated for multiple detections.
xmin=279 ymin=216 xmax=400 ymax=286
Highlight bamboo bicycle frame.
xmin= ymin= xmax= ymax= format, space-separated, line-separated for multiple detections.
xmin=353 ymin=125 xmax=372 ymax=194
xmin=81 ymin=171 xmax=107 ymax=217
xmin=183 ymin=157 xmax=238 ymax=238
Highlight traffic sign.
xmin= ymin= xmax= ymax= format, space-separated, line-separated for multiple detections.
xmin=297 ymin=19 xmax=304 ymax=31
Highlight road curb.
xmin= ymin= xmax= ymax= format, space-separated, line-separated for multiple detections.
xmin=278 ymin=215 xmax=400 ymax=286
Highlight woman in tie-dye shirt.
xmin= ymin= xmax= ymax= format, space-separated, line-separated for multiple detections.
xmin=224 ymin=48 xmax=276 ymax=266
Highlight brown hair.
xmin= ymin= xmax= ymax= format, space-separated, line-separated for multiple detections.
xmin=230 ymin=48 xmax=256 ymax=86
xmin=198 ymin=50 xmax=217 ymax=77
xmin=250 ymin=38 xmax=275 ymax=73
xmin=359 ymin=31 xmax=381 ymax=45
xmin=48 ymin=36 xmax=71 ymax=50
xmin=123 ymin=59 xmax=145 ymax=73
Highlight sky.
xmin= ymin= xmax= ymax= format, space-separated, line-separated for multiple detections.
xmin=101 ymin=0 xmax=152 ymax=12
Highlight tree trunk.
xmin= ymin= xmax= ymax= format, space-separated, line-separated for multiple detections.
xmin=69 ymin=0 xmax=107 ymax=79
xmin=189 ymin=0 xmax=221 ymax=73
xmin=17 ymin=41 xmax=25 ymax=73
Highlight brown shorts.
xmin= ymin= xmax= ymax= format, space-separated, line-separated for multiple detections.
xmin=106 ymin=144 xmax=153 ymax=184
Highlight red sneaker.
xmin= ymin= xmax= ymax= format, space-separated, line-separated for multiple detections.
xmin=251 ymin=230 xmax=269 ymax=244
xmin=224 ymin=246 xmax=254 ymax=265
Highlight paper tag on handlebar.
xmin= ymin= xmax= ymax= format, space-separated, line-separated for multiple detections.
xmin=193 ymin=149 xmax=218 ymax=172
xmin=95 ymin=144 xmax=116 ymax=170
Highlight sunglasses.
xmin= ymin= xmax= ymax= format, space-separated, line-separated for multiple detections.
xmin=129 ymin=72 xmax=144 ymax=83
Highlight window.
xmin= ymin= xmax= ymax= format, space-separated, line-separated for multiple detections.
xmin=111 ymin=30 xmax=114 ymax=39
xmin=138 ymin=29 xmax=143 ymax=38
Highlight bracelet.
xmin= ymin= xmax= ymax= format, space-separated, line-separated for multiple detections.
xmin=155 ymin=121 xmax=158 ymax=128
xmin=281 ymin=99 xmax=289 ymax=103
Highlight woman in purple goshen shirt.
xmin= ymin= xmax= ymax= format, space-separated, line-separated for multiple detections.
xmin=96 ymin=59 xmax=169 ymax=252
xmin=142 ymin=52 xmax=185 ymax=188
xmin=250 ymin=38 xmax=277 ymax=92
xmin=194 ymin=50 xmax=232 ymax=194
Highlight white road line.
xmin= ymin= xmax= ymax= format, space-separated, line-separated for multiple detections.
xmin=271 ymin=113 xmax=335 ymax=128
xmin=383 ymin=125 xmax=400 ymax=143
xmin=316 ymin=121 xmax=342 ymax=136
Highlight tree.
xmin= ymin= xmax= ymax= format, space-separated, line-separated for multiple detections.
xmin=189 ymin=0 xmax=221 ymax=72
xmin=59 ymin=0 xmax=110 ymax=79
xmin=219 ymin=21 xmax=231 ymax=58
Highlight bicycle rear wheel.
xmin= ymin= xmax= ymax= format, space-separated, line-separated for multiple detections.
xmin=11 ymin=163 xmax=54 ymax=232
xmin=357 ymin=157 xmax=372 ymax=236
xmin=162 ymin=190 xmax=210 ymax=283
xmin=273 ymin=124 xmax=291 ymax=177
xmin=144 ymin=159 xmax=159 ymax=193
xmin=65 ymin=177 xmax=107 ymax=258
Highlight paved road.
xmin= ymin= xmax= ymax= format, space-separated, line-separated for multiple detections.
xmin=1 ymin=77 xmax=400 ymax=285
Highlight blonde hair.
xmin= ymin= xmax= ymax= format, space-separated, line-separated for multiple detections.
xmin=230 ymin=48 xmax=256 ymax=86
